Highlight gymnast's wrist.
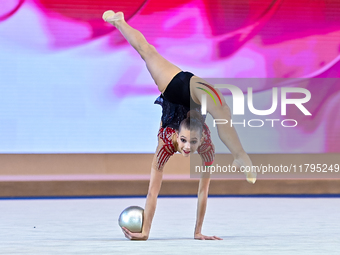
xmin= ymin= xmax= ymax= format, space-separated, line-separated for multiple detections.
xmin=194 ymin=230 xmax=202 ymax=236
xmin=194 ymin=226 xmax=202 ymax=235
xmin=141 ymin=225 xmax=150 ymax=237
xmin=141 ymin=230 xmax=149 ymax=240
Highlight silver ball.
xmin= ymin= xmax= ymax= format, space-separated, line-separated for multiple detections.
xmin=118 ymin=206 xmax=144 ymax=233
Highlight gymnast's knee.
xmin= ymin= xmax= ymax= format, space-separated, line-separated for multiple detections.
xmin=140 ymin=43 xmax=157 ymax=60
xmin=214 ymin=104 xmax=232 ymax=120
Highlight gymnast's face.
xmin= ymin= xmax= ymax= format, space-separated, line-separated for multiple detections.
xmin=176 ymin=127 xmax=202 ymax=157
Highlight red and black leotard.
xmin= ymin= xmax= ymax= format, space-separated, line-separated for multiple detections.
xmin=154 ymin=71 xmax=215 ymax=170
xmin=156 ymin=125 xmax=215 ymax=170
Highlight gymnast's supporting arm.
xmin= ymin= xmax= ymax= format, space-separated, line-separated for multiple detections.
xmin=194 ymin=168 xmax=223 ymax=240
xmin=121 ymin=139 xmax=164 ymax=241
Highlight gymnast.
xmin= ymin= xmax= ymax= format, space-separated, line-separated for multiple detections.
xmin=103 ymin=11 xmax=256 ymax=240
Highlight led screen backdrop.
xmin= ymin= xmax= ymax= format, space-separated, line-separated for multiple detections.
xmin=0 ymin=0 xmax=339 ymax=153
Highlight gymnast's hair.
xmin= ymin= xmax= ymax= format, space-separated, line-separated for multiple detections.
xmin=179 ymin=110 xmax=204 ymax=136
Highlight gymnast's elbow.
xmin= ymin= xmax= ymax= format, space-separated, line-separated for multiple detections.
xmin=146 ymin=189 xmax=160 ymax=201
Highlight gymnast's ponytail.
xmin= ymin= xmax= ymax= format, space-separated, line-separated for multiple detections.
xmin=179 ymin=110 xmax=204 ymax=136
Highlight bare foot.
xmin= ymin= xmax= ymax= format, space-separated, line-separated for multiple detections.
xmin=102 ymin=10 xmax=124 ymax=27
xmin=232 ymin=153 xmax=257 ymax=184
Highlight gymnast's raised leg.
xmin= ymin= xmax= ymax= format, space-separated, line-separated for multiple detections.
xmin=103 ymin=11 xmax=181 ymax=94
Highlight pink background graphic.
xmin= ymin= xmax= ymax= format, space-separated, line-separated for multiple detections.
xmin=0 ymin=0 xmax=339 ymax=153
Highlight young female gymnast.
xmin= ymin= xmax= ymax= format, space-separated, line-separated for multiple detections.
xmin=103 ymin=11 xmax=256 ymax=240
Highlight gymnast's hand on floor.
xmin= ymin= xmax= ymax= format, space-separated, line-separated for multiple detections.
xmin=232 ymin=152 xmax=257 ymax=184
xmin=194 ymin=233 xmax=223 ymax=240
xmin=122 ymin=227 xmax=149 ymax=241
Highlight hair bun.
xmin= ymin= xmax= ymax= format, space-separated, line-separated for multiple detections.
xmin=179 ymin=109 xmax=204 ymax=135
xmin=187 ymin=110 xmax=204 ymax=124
